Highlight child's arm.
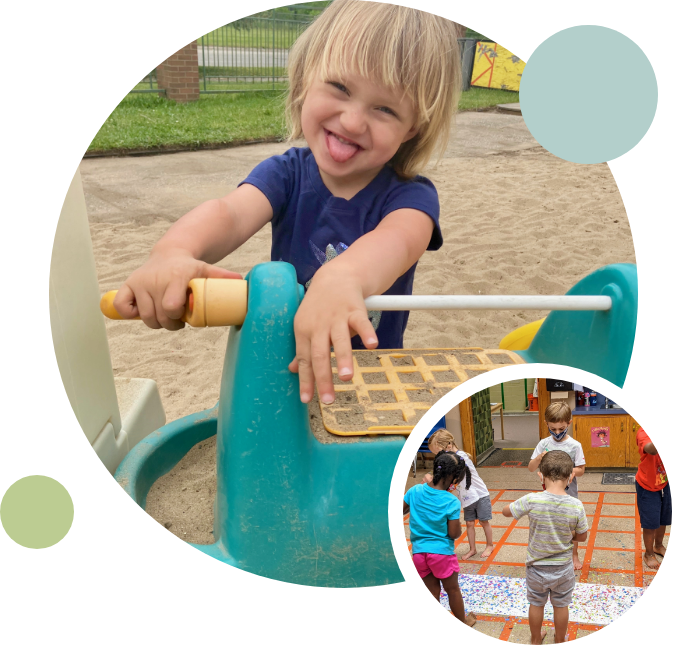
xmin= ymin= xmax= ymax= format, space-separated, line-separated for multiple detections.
xmin=113 ymin=184 xmax=273 ymax=329
xmin=573 ymin=443 xmax=586 ymax=478
xmin=403 ymin=501 xmax=410 ymax=515
xmin=423 ymin=473 xmax=433 ymax=485
xmin=528 ymin=452 xmax=545 ymax=472
xmin=288 ymin=208 xmax=434 ymax=403
xmin=503 ymin=493 xmax=530 ymax=519
xmin=447 ymin=518 xmax=462 ymax=539
xmin=573 ymin=505 xmax=590 ymax=543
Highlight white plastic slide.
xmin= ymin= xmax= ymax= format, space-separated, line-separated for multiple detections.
xmin=50 ymin=170 xmax=166 ymax=474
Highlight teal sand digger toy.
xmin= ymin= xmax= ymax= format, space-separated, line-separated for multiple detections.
xmin=107 ymin=261 xmax=637 ymax=587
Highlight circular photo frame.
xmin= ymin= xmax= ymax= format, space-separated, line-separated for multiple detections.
xmin=389 ymin=364 xmax=687 ymax=659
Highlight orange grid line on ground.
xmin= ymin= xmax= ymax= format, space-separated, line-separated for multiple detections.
xmin=499 ymin=618 xmax=516 ymax=641
xmin=580 ymin=492 xmax=604 ymax=583
xmin=474 ymin=613 xmax=605 ymax=642
xmin=634 ymin=500 xmax=644 ymax=587
xmin=478 ymin=518 xmax=519 ymax=574
xmin=453 ymin=490 xmax=506 ymax=549
xmin=403 ymin=486 xmax=655 ymax=640
xmin=600 ymin=515 xmax=635 ymax=519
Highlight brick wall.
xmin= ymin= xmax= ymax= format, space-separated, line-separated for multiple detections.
xmin=156 ymin=42 xmax=199 ymax=103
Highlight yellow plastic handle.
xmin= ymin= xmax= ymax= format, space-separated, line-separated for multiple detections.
xmin=100 ymin=279 xmax=248 ymax=327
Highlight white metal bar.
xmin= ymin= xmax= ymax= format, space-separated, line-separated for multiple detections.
xmin=363 ymin=295 xmax=612 ymax=312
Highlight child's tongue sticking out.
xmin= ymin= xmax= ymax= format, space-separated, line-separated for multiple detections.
xmin=326 ymin=131 xmax=360 ymax=162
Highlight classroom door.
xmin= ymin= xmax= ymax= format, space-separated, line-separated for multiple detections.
xmin=573 ymin=416 xmax=628 ymax=467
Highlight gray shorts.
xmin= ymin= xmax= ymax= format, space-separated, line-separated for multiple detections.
xmin=463 ymin=495 xmax=493 ymax=522
xmin=526 ymin=563 xmax=575 ymax=608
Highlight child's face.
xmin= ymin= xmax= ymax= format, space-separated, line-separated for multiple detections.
xmin=547 ymin=420 xmax=570 ymax=440
xmin=300 ymin=72 xmax=418 ymax=195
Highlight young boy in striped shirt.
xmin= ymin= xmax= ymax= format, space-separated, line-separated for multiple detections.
xmin=503 ymin=451 xmax=589 ymax=644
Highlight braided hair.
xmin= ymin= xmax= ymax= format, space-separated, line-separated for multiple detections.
xmin=433 ymin=450 xmax=472 ymax=490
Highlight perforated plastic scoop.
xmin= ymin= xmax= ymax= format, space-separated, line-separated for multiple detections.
xmin=320 ymin=348 xmax=524 ymax=436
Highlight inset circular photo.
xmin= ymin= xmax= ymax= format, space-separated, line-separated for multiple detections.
xmin=402 ymin=376 xmax=668 ymax=643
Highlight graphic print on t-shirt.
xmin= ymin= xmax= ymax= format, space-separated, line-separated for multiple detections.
xmin=305 ymin=239 xmax=382 ymax=330
xmin=656 ymin=460 xmax=668 ymax=487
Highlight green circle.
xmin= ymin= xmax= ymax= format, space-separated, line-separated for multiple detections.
xmin=520 ymin=25 xmax=658 ymax=164
xmin=1 ymin=476 xmax=74 ymax=549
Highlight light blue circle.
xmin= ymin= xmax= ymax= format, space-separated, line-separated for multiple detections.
xmin=520 ymin=26 xmax=657 ymax=164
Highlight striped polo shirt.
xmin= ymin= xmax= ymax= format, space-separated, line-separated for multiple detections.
xmin=509 ymin=492 xmax=589 ymax=566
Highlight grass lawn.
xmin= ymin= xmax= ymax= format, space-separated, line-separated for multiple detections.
xmin=87 ymin=87 xmax=519 ymax=154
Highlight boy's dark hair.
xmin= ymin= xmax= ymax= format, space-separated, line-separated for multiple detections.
xmin=433 ymin=450 xmax=471 ymax=490
xmin=540 ymin=450 xmax=574 ymax=482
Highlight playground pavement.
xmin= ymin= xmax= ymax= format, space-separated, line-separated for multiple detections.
xmin=403 ymin=467 xmax=669 ymax=643
xmin=81 ymin=112 xmax=540 ymax=227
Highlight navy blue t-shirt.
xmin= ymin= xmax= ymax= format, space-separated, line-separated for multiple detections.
xmin=240 ymin=147 xmax=442 ymax=349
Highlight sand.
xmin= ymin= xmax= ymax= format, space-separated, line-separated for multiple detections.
xmin=82 ymin=112 xmax=634 ymax=542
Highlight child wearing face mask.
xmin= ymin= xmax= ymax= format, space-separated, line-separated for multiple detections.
xmin=528 ymin=401 xmax=586 ymax=570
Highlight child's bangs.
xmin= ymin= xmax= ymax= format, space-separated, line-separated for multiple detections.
xmin=318 ymin=30 xmax=409 ymax=99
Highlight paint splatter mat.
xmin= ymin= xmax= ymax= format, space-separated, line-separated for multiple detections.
xmin=404 ymin=488 xmax=669 ymax=642
xmin=439 ymin=576 xmax=643 ymax=626
xmin=321 ymin=348 xmax=523 ymax=436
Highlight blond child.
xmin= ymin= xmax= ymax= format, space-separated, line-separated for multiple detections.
xmin=112 ymin=1 xmax=462 ymax=405
xmin=504 ymin=451 xmax=588 ymax=644
xmin=528 ymin=401 xmax=586 ymax=569
xmin=425 ymin=429 xmax=494 ymax=559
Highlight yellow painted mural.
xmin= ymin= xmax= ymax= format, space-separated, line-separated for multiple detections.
xmin=471 ymin=42 xmax=525 ymax=91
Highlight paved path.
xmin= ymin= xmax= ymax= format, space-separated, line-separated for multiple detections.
xmin=198 ymin=46 xmax=289 ymax=68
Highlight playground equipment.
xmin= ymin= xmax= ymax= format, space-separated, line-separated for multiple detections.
xmin=106 ymin=260 xmax=637 ymax=587
xmin=51 ymin=172 xmax=166 ymax=475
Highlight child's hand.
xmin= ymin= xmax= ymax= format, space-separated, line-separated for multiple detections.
xmin=423 ymin=473 xmax=433 ymax=484
xmin=113 ymin=248 xmax=242 ymax=330
xmin=288 ymin=265 xmax=378 ymax=404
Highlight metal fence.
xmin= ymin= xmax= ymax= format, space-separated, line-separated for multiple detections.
xmin=134 ymin=10 xmax=486 ymax=96
xmin=134 ymin=7 xmax=319 ymax=94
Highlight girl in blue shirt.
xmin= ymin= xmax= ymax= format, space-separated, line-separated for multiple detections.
xmin=404 ymin=451 xmax=477 ymax=626
xmin=113 ymin=1 xmax=461 ymax=405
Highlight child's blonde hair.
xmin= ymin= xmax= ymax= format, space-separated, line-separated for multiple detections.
xmin=545 ymin=401 xmax=572 ymax=424
xmin=286 ymin=0 xmax=462 ymax=179
xmin=427 ymin=428 xmax=473 ymax=460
